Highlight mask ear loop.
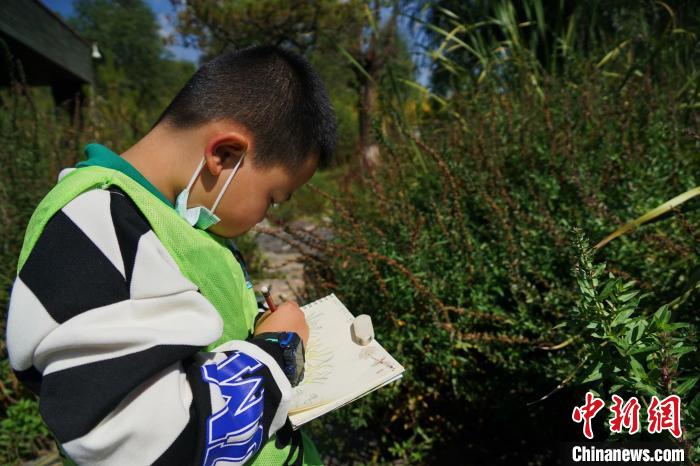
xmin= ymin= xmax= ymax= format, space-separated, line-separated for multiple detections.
xmin=186 ymin=157 xmax=207 ymax=192
xmin=210 ymin=152 xmax=245 ymax=215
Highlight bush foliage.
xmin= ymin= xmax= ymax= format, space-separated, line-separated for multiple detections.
xmin=281 ymin=49 xmax=700 ymax=466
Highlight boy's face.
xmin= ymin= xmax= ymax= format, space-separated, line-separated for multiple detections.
xmin=204 ymin=150 xmax=318 ymax=238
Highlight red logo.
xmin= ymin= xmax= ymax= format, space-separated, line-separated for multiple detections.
xmin=572 ymin=392 xmax=605 ymax=439
xmin=572 ymin=393 xmax=683 ymax=439
xmin=647 ymin=395 xmax=682 ymax=438
xmin=609 ymin=395 xmax=641 ymax=434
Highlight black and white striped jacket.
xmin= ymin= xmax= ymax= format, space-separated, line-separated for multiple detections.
xmin=6 ymin=184 xmax=292 ymax=465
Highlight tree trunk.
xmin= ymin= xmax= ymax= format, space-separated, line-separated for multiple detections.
xmin=354 ymin=0 xmax=398 ymax=172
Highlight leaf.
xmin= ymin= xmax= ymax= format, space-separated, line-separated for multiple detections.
xmin=611 ymin=309 xmax=635 ymax=327
xmin=633 ymin=381 xmax=659 ymax=397
xmin=593 ymin=263 xmax=606 ymax=279
xmin=666 ymin=322 xmax=690 ymax=332
xmin=596 ymin=39 xmax=632 ymax=68
xmin=398 ymin=80 xmax=448 ymax=107
xmin=674 ymin=376 xmax=699 ymax=396
xmin=688 ymin=393 xmax=700 ymax=420
xmin=335 ymin=45 xmax=373 ymax=82
xmin=600 ymin=280 xmax=618 ymax=300
xmin=621 ymin=280 xmax=638 ymax=290
xmin=654 ymin=305 xmax=671 ymax=324
xmin=581 ymin=361 xmax=603 ymax=383
xmin=618 ymin=290 xmax=640 ymax=303
xmin=629 ymin=356 xmax=646 ymax=381
xmin=626 ymin=320 xmax=648 ymax=344
xmin=629 ymin=344 xmax=660 ymax=355
xmin=595 ymin=186 xmax=700 ymax=249
xmin=435 ymin=6 xmax=460 ymax=21
xmin=612 ymin=336 xmax=630 ymax=354
xmin=423 ymin=22 xmax=488 ymax=65
xmin=671 ymin=346 xmax=696 ymax=360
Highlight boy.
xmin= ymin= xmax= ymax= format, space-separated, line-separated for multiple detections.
xmin=5 ymin=45 xmax=336 ymax=465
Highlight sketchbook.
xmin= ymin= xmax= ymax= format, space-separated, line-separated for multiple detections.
xmin=288 ymin=294 xmax=405 ymax=429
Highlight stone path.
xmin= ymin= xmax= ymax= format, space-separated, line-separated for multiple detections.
xmin=252 ymin=216 xmax=331 ymax=305
xmin=252 ymin=218 xmax=307 ymax=304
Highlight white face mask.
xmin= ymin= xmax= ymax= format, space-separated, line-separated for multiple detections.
xmin=175 ymin=153 xmax=245 ymax=230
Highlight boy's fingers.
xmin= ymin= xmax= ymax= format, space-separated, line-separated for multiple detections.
xmin=277 ymin=300 xmax=301 ymax=312
xmin=252 ymin=306 xmax=309 ymax=347
xmin=253 ymin=305 xmax=306 ymax=334
xmin=254 ymin=301 xmax=301 ymax=329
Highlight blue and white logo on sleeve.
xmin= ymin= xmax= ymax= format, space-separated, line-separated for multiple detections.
xmin=201 ymin=351 xmax=266 ymax=466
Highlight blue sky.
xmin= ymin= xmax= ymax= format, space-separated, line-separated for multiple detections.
xmin=41 ymin=0 xmax=202 ymax=63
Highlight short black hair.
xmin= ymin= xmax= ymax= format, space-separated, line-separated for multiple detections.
xmin=154 ymin=45 xmax=336 ymax=171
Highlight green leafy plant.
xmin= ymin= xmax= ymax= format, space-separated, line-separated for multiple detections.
xmin=570 ymin=227 xmax=698 ymax=460
xmin=273 ymin=8 xmax=700 ymax=459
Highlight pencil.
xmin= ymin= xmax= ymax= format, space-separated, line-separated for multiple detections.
xmin=261 ymin=285 xmax=277 ymax=313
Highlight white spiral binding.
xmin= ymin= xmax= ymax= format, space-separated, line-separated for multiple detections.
xmin=302 ymin=293 xmax=337 ymax=310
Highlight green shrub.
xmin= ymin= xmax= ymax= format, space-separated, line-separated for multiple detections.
xmin=570 ymin=228 xmax=698 ymax=457
xmin=287 ymin=65 xmax=699 ymax=464
xmin=0 ymin=359 xmax=53 ymax=464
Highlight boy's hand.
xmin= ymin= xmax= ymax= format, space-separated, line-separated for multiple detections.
xmin=253 ymin=301 xmax=309 ymax=349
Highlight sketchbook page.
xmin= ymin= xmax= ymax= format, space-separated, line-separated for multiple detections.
xmin=290 ymin=294 xmax=403 ymax=411
xmin=290 ymin=373 xmax=403 ymax=429
xmin=288 ymin=294 xmax=404 ymax=425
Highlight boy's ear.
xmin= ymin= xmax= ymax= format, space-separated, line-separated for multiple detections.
xmin=205 ymin=132 xmax=249 ymax=176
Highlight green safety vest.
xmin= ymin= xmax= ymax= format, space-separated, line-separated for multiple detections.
xmin=17 ymin=159 xmax=322 ymax=465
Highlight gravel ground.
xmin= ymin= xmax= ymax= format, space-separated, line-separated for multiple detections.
xmin=252 ymin=217 xmax=332 ymax=305
xmin=252 ymin=218 xmax=309 ymax=304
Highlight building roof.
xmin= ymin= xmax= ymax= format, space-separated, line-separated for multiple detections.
xmin=0 ymin=0 xmax=94 ymax=86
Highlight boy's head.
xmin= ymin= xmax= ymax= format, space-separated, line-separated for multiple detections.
xmin=149 ymin=45 xmax=336 ymax=238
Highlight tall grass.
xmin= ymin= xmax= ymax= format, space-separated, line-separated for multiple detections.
xmin=423 ymin=0 xmax=699 ymax=97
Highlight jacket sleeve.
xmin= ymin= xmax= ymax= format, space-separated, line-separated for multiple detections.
xmin=5 ymin=186 xmax=292 ymax=466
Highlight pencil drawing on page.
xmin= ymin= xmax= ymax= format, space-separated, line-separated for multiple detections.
xmin=287 ymin=294 xmax=405 ymax=426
